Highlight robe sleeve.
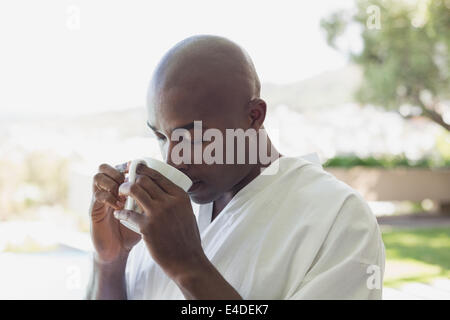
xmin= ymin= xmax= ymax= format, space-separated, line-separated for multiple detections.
xmin=287 ymin=193 xmax=385 ymax=300
xmin=124 ymin=239 xmax=146 ymax=299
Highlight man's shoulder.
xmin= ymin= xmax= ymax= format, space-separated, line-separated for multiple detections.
xmin=275 ymin=156 xmax=374 ymax=224
xmin=280 ymin=155 xmax=356 ymax=201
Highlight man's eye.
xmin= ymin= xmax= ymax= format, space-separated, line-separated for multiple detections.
xmin=155 ymin=134 xmax=167 ymax=141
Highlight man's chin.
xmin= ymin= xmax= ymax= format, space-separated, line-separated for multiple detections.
xmin=188 ymin=188 xmax=216 ymax=205
xmin=188 ymin=193 xmax=212 ymax=204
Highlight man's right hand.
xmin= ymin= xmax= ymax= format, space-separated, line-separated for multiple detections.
xmin=90 ymin=163 xmax=141 ymax=265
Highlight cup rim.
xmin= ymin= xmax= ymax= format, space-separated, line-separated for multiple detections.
xmin=141 ymin=157 xmax=192 ymax=191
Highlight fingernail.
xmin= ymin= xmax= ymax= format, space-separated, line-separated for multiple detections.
xmin=113 ymin=210 xmax=119 ymax=219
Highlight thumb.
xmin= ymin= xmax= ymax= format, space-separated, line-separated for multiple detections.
xmin=113 ymin=209 xmax=146 ymax=233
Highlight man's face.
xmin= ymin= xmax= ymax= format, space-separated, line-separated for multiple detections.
xmin=146 ymin=85 xmax=254 ymax=204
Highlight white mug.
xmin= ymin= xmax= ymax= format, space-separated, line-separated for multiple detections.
xmin=120 ymin=157 xmax=192 ymax=233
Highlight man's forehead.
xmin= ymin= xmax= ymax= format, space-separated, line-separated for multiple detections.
xmin=146 ymin=107 xmax=211 ymax=136
xmin=146 ymin=86 xmax=226 ymax=130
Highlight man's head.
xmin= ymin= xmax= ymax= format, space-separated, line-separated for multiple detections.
xmin=146 ymin=35 xmax=268 ymax=204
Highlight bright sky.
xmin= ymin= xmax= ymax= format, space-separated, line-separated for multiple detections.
xmin=0 ymin=0 xmax=354 ymax=115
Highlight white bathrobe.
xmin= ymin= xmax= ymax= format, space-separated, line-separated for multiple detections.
xmin=125 ymin=155 xmax=385 ymax=299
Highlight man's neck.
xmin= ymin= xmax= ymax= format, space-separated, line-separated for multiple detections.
xmin=211 ymin=151 xmax=283 ymax=222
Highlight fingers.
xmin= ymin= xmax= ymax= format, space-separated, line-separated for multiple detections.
xmin=94 ymin=189 xmax=123 ymax=210
xmin=94 ymin=172 xmax=119 ymax=195
xmin=113 ymin=209 xmax=147 ymax=233
xmin=136 ymin=164 xmax=180 ymax=195
xmin=93 ymin=163 xmax=128 ymax=209
xmin=135 ymin=174 xmax=164 ymax=199
xmin=119 ymin=181 xmax=153 ymax=212
xmin=98 ymin=163 xmax=125 ymax=184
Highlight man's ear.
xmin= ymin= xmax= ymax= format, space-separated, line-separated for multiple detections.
xmin=248 ymin=98 xmax=267 ymax=129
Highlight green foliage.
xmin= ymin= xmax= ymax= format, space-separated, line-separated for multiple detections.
xmin=382 ymin=227 xmax=450 ymax=287
xmin=321 ymin=0 xmax=450 ymax=130
xmin=436 ymin=130 xmax=450 ymax=159
xmin=323 ymin=153 xmax=450 ymax=168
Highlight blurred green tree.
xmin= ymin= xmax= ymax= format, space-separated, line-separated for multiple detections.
xmin=321 ymin=0 xmax=450 ymax=130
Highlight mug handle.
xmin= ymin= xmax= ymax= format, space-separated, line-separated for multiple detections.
xmin=124 ymin=159 xmax=147 ymax=211
xmin=121 ymin=159 xmax=147 ymax=234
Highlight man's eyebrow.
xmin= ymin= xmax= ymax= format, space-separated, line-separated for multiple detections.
xmin=146 ymin=121 xmax=207 ymax=133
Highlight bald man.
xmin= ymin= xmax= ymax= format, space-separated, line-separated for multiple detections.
xmin=86 ymin=35 xmax=385 ymax=300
